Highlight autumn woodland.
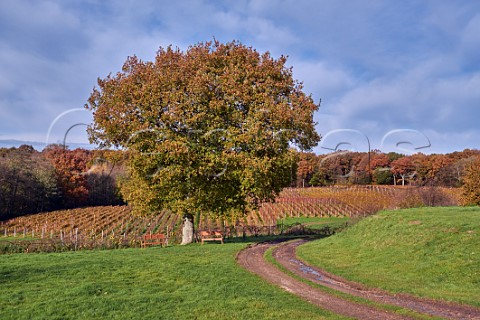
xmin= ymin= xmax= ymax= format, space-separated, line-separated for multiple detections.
xmin=1 ymin=145 xmax=479 ymax=219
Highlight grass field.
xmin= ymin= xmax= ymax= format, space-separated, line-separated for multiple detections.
xmin=2 ymin=206 xmax=478 ymax=319
xmin=279 ymin=216 xmax=351 ymax=230
xmin=0 ymin=243 xmax=346 ymax=320
xmin=297 ymin=206 xmax=480 ymax=307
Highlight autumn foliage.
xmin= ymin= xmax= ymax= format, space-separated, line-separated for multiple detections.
xmin=297 ymin=149 xmax=480 ymax=188
xmin=1 ymin=144 xmax=478 ymax=221
xmin=86 ymin=41 xmax=320 ymax=218
xmin=44 ymin=145 xmax=91 ymax=207
xmin=461 ymin=156 xmax=480 ymax=206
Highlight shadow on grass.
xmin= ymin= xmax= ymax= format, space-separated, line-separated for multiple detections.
xmin=222 ymin=233 xmax=333 ymax=245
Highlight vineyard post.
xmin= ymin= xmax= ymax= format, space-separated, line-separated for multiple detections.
xmin=166 ymin=226 xmax=169 ymax=246
xmin=4 ymin=228 xmax=7 ymax=237
xmin=222 ymin=219 xmax=226 ymax=238
xmin=75 ymin=228 xmax=78 ymax=250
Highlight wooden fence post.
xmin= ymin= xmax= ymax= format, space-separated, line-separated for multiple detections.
xmin=75 ymin=228 xmax=78 ymax=250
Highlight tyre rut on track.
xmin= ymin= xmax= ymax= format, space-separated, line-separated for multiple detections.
xmin=237 ymin=239 xmax=480 ymax=320
xmin=237 ymin=240 xmax=411 ymax=320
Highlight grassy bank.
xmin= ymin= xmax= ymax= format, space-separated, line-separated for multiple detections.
xmin=297 ymin=207 xmax=480 ymax=307
xmin=0 ymin=243 xmax=344 ymax=320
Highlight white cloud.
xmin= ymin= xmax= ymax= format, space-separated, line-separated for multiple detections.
xmin=423 ymin=129 xmax=480 ymax=153
xmin=328 ymin=58 xmax=480 ymax=125
xmin=460 ymin=14 xmax=480 ymax=68
xmin=291 ymin=60 xmax=355 ymax=100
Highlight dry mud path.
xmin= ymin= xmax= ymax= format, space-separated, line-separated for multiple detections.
xmin=237 ymin=239 xmax=480 ymax=320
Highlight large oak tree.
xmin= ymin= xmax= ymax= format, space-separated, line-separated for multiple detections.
xmin=86 ymin=41 xmax=320 ymax=243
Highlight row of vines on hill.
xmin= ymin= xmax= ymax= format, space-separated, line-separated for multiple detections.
xmin=0 ymin=186 xmax=460 ymax=253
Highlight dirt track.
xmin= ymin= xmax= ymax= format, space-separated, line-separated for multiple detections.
xmin=237 ymin=239 xmax=480 ymax=320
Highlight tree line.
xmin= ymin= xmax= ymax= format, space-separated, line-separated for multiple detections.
xmin=295 ymin=149 xmax=480 ymax=188
xmin=0 ymin=144 xmax=124 ymax=220
xmin=1 ymin=144 xmax=479 ymax=221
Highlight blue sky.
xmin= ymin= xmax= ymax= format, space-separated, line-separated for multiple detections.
xmin=0 ymin=0 xmax=479 ymax=154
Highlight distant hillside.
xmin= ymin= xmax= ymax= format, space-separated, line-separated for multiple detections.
xmin=0 ymin=139 xmax=96 ymax=151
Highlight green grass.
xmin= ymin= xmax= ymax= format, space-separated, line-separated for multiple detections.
xmin=263 ymin=246 xmax=440 ymax=320
xmin=0 ymin=243 xmax=344 ymax=320
xmin=277 ymin=217 xmax=350 ymax=232
xmin=1 ymin=236 xmax=41 ymax=241
xmin=297 ymin=207 xmax=480 ymax=307
xmin=277 ymin=216 xmax=351 ymax=232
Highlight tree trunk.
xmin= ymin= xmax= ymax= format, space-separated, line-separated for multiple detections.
xmin=180 ymin=213 xmax=194 ymax=245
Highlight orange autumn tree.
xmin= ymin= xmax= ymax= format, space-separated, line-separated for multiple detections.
xmin=390 ymin=156 xmax=415 ymax=186
xmin=461 ymin=156 xmax=480 ymax=206
xmin=370 ymin=152 xmax=392 ymax=184
xmin=86 ymin=41 xmax=320 ymax=243
xmin=44 ymin=145 xmax=92 ymax=207
xmin=296 ymin=152 xmax=317 ymax=187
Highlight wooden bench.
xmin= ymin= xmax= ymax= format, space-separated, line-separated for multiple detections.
xmin=199 ymin=231 xmax=223 ymax=244
xmin=141 ymin=233 xmax=167 ymax=248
